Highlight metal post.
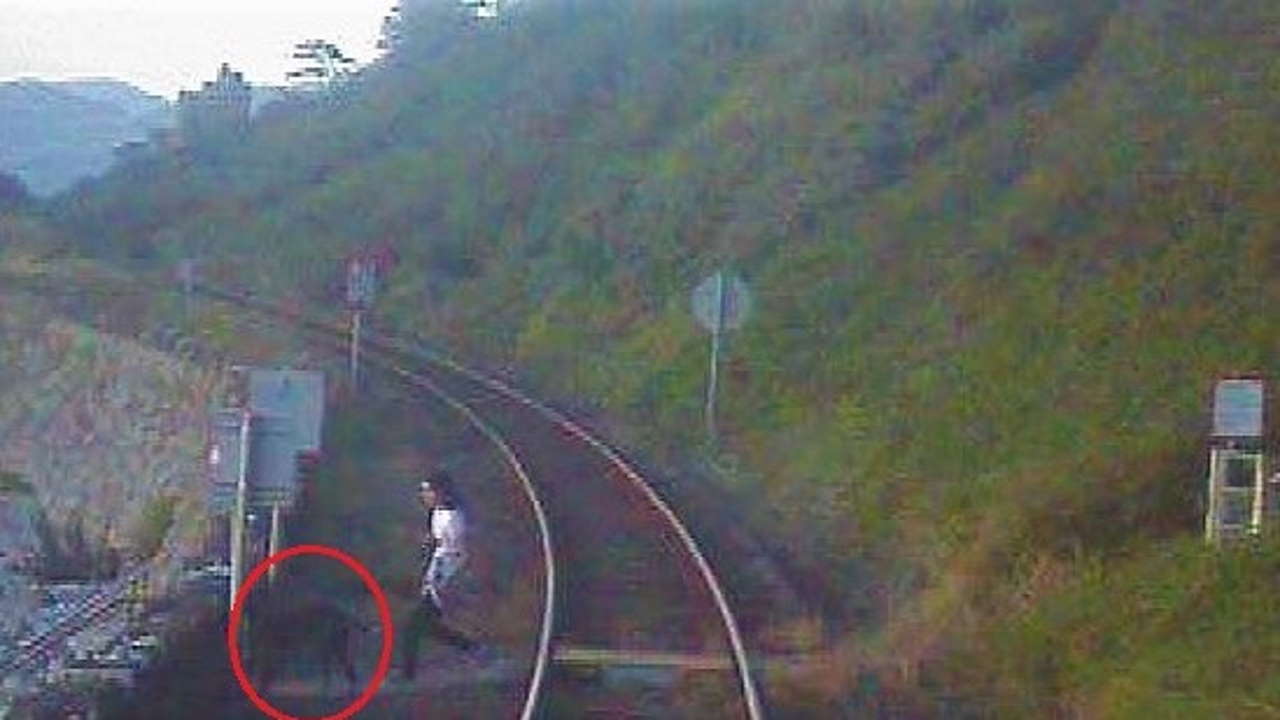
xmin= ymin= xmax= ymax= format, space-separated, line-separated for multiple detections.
xmin=705 ymin=272 xmax=724 ymax=444
xmin=1205 ymin=446 xmax=1220 ymax=544
xmin=268 ymin=504 xmax=283 ymax=585
xmin=350 ymin=310 xmax=362 ymax=389
xmin=230 ymin=409 xmax=250 ymax=614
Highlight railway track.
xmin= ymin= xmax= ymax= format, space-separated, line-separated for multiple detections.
xmin=200 ymin=284 xmax=765 ymax=718
xmin=3 ymin=268 xmax=768 ymax=717
xmin=2 ymin=563 xmax=150 ymax=677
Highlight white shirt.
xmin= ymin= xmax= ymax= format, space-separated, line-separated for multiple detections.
xmin=422 ymin=507 xmax=465 ymax=603
xmin=430 ymin=508 xmax=465 ymax=559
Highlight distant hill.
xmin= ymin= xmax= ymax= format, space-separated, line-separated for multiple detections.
xmin=0 ymin=79 xmax=173 ymax=197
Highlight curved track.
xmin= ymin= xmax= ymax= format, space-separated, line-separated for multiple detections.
xmin=204 ymin=283 xmax=765 ymax=717
xmin=370 ymin=336 xmax=763 ymax=718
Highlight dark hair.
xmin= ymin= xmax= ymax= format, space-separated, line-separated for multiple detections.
xmin=422 ymin=469 xmax=461 ymax=509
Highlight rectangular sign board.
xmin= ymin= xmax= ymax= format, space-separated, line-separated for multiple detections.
xmin=248 ymin=370 xmax=325 ymax=452
xmin=1213 ymin=379 xmax=1264 ymax=438
xmin=247 ymin=415 xmax=298 ymax=507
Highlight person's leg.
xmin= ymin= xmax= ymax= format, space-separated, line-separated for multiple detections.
xmin=421 ymin=595 xmax=476 ymax=652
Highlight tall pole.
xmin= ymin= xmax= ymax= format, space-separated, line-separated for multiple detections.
xmin=705 ymin=272 xmax=725 ymax=444
xmin=350 ymin=309 xmax=362 ymax=389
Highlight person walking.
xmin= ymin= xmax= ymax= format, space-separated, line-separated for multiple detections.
xmin=400 ymin=470 xmax=478 ymax=681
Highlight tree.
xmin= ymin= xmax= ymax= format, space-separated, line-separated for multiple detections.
xmin=377 ymin=4 xmax=405 ymax=52
xmin=286 ymin=39 xmax=358 ymax=88
xmin=0 ymin=171 xmax=32 ymax=211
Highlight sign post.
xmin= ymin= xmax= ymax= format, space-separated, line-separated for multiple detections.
xmin=231 ymin=407 xmax=251 ymax=612
xmin=345 ymin=257 xmax=376 ymax=390
xmin=208 ymin=368 xmax=326 ymax=662
xmin=209 ymin=405 xmax=252 ymax=615
xmin=692 ymin=271 xmax=751 ymax=445
xmin=1206 ymin=377 xmax=1266 ymax=543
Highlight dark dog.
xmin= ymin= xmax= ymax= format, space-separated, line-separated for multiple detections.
xmin=246 ymin=587 xmax=376 ymax=696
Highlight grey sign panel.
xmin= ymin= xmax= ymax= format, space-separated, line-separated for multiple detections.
xmin=346 ymin=259 xmax=376 ymax=309
xmin=248 ymin=370 xmax=326 ymax=452
xmin=692 ymin=272 xmax=751 ymax=331
xmin=207 ymin=410 xmax=246 ymax=513
xmin=247 ymin=415 xmax=297 ymax=507
xmin=1213 ymin=379 xmax=1264 ymax=438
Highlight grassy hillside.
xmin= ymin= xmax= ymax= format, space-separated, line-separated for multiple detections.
xmin=50 ymin=0 xmax=1280 ymax=714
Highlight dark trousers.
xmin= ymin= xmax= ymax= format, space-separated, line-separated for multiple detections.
xmin=400 ymin=596 xmax=475 ymax=678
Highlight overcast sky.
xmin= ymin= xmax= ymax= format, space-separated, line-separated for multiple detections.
xmin=0 ymin=0 xmax=390 ymax=99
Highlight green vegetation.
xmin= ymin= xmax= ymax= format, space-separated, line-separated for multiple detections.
xmin=130 ymin=494 xmax=177 ymax=561
xmin=0 ymin=470 xmax=33 ymax=495
xmin=32 ymin=513 xmax=121 ymax=582
xmin=44 ymin=0 xmax=1280 ymax=713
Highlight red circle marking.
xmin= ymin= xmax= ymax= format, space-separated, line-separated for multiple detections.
xmin=226 ymin=544 xmax=395 ymax=720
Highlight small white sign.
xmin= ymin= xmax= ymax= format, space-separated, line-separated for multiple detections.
xmin=692 ymin=272 xmax=751 ymax=332
xmin=1213 ymin=379 xmax=1264 ymax=438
